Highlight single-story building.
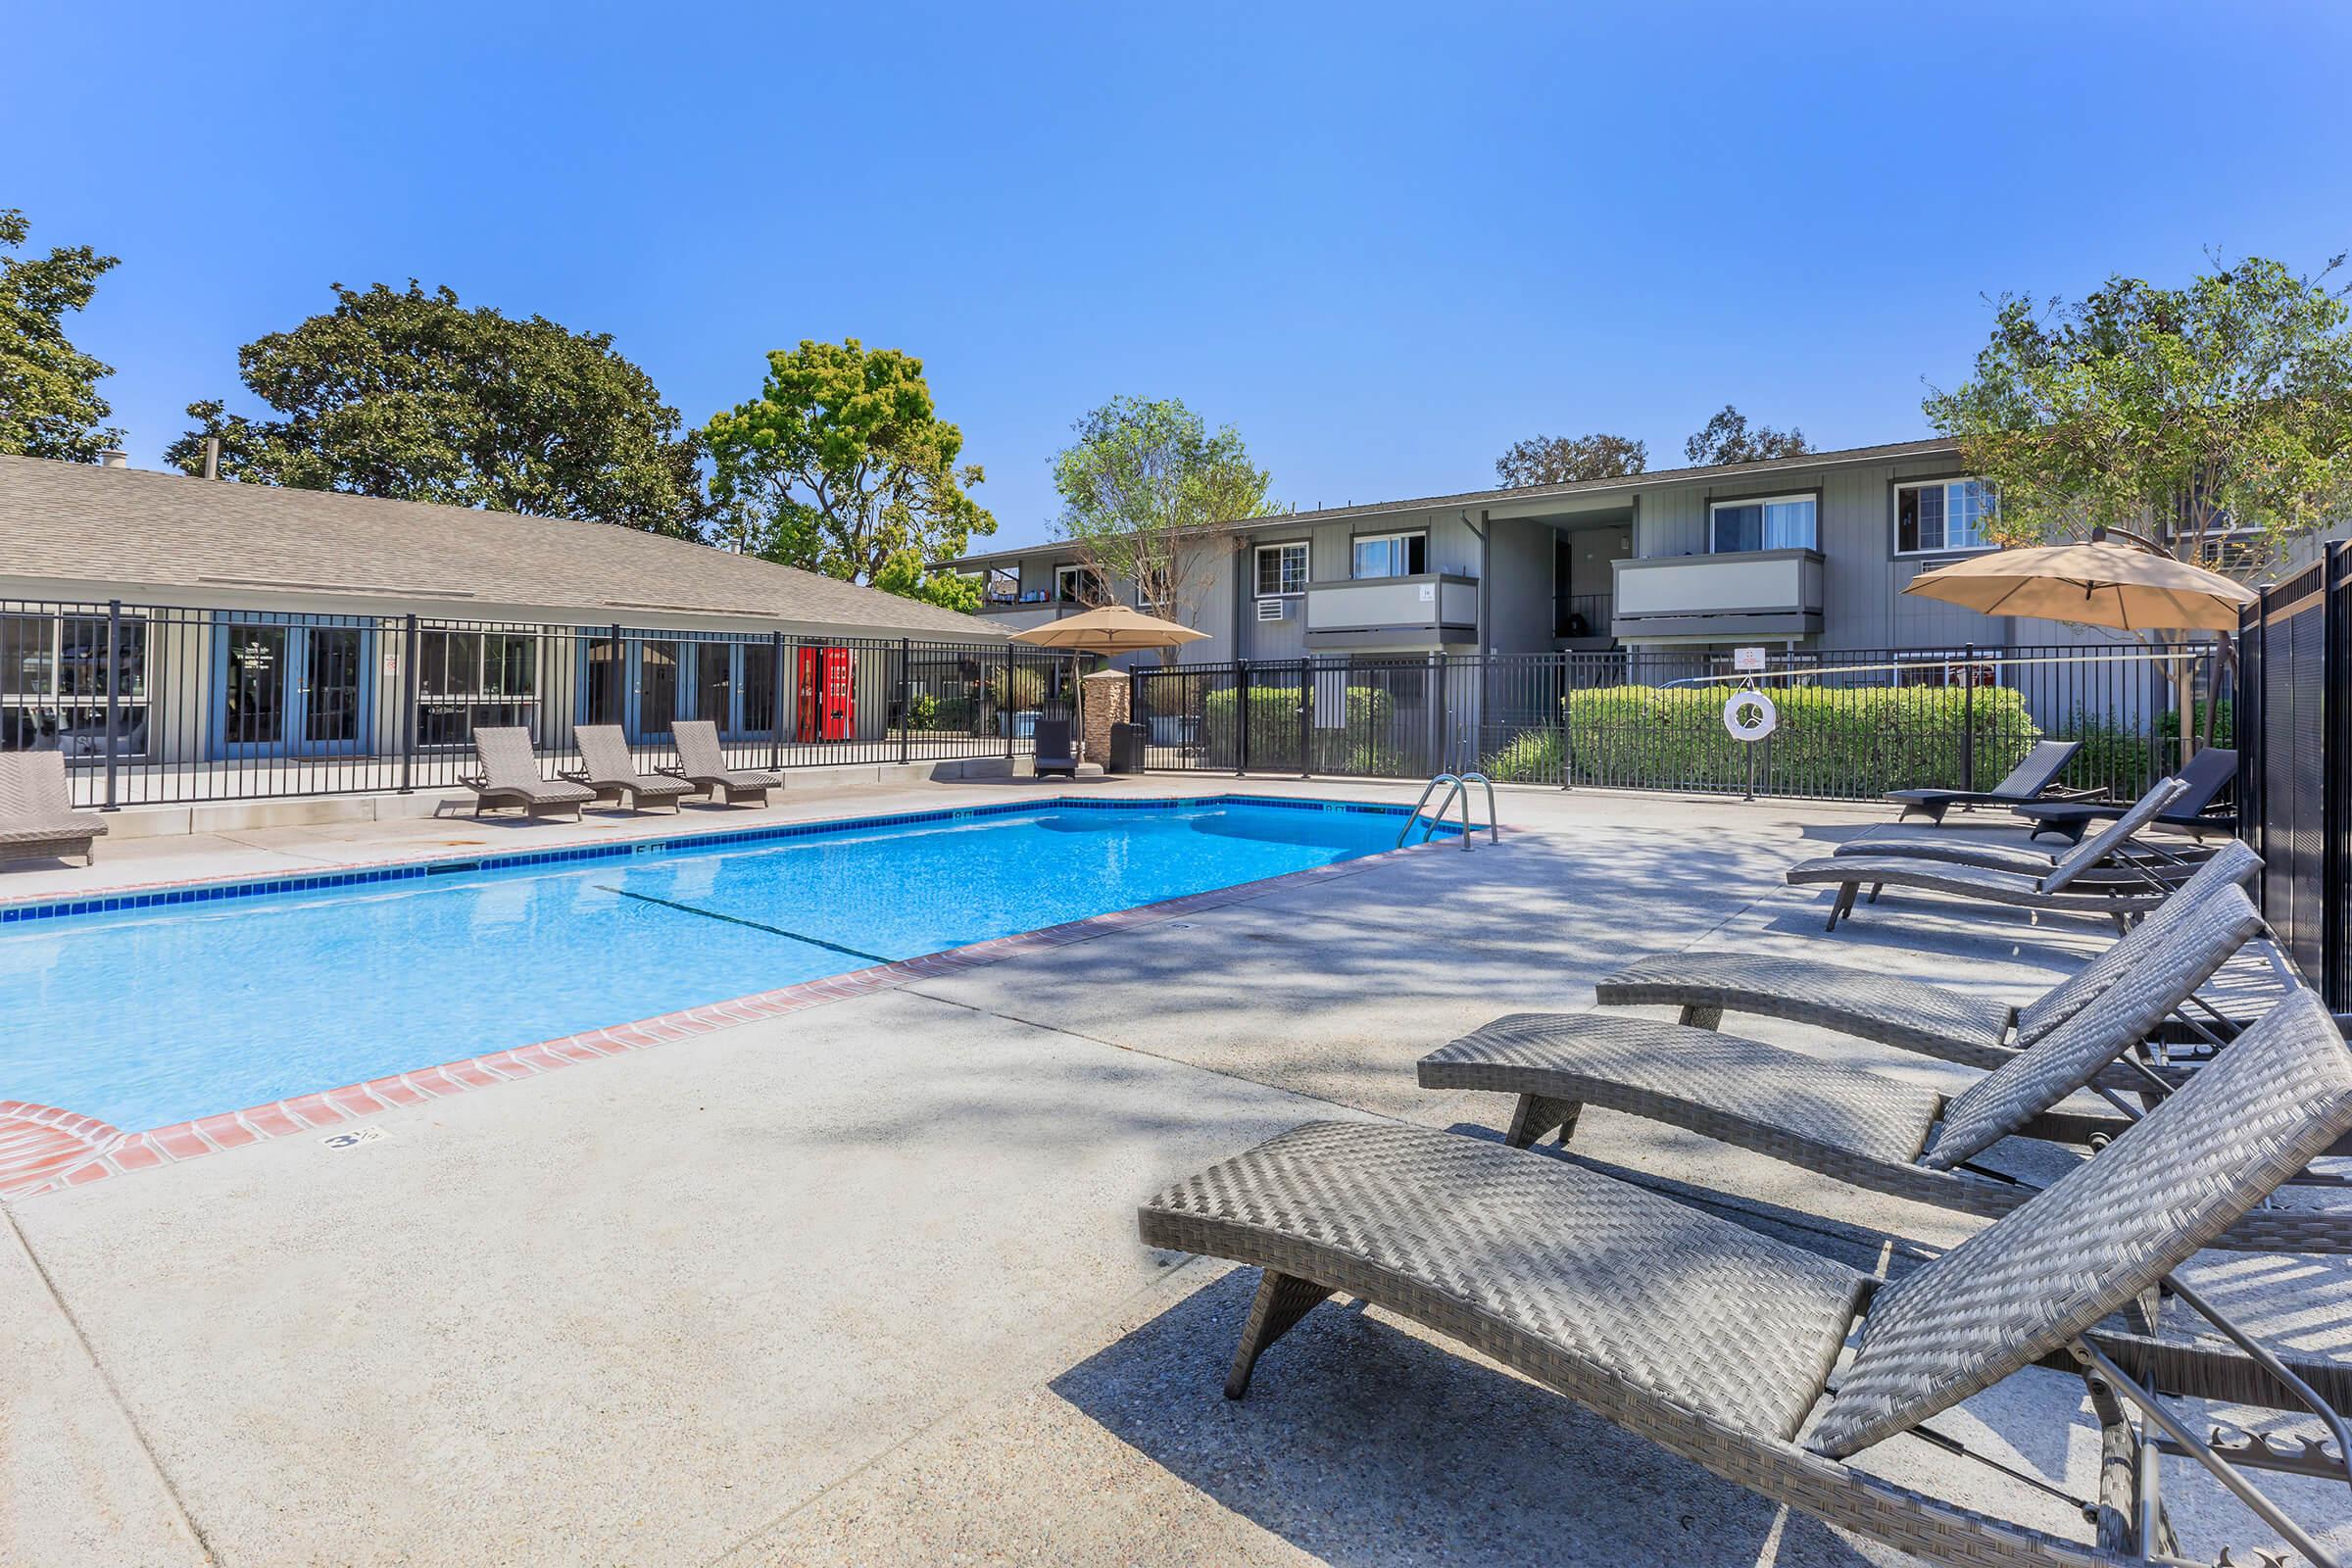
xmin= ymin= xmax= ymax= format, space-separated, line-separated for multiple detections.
xmin=0 ymin=454 xmax=1016 ymax=799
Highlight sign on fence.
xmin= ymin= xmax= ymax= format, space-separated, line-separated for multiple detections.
xmin=1732 ymin=646 xmax=1767 ymax=673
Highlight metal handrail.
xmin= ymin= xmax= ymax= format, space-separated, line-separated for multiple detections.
xmin=1397 ymin=770 xmax=1499 ymax=851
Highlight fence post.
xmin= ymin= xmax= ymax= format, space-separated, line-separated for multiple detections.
xmin=769 ymin=631 xmax=785 ymax=768
xmin=1298 ymin=660 xmax=1312 ymax=779
xmin=1003 ymin=642 xmax=1014 ymax=761
xmin=898 ymin=638 xmax=911 ymax=765
xmin=100 ymin=598 xmax=122 ymax=810
xmin=1237 ymin=660 xmax=1251 ymax=776
xmin=1961 ymin=642 xmax=1976 ymax=793
xmin=398 ymin=613 xmax=419 ymax=793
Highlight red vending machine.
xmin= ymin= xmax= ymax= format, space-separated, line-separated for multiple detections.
xmin=794 ymin=647 xmax=855 ymax=742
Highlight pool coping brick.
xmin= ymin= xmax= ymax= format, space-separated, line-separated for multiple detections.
xmin=1 ymin=797 xmax=1489 ymax=1202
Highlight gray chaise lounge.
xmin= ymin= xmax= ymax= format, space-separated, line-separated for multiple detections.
xmin=0 ymin=752 xmax=105 ymax=866
xmin=564 ymin=724 xmax=693 ymax=813
xmin=1789 ymin=779 xmax=2188 ymax=932
xmin=461 ymin=727 xmax=596 ymax=820
xmin=1597 ymin=841 xmax=2266 ymax=1071
xmin=1828 ymin=776 xmax=2197 ymax=880
xmin=662 ymin=719 xmax=782 ymax=805
xmin=2013 ymin=744 xmax=2238 ymax=844
xmin=1883 ymin=736 xmax=2093 ymax=824
xmin=1423 ymin=891 xmax=2352 ymax=1254
xmin=1032 ymin=715 xmax=1077 ymax=779
xmin=1145 ymin=988 xmax=2352 ymax=1568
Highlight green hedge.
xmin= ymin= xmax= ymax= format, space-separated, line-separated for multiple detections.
xmin=1483 ymin=683 xmax=2041 ymax=798
xmin=1201 ymin=684 xmax=1397 ymax=774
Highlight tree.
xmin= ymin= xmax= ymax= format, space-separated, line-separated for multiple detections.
xmin=165 ymin=281 xmax=709 ymax=537
xmin=704 ymin=338 xmax=994 ymax=606
xmin=1923 ymin=253 xmax=2352 ymax=581
xmin=1051 ymin=395 xmax=1274 ymax=647
xmin=1923 ymin=252 xmax=2352 ymax=756
xmin=1683 ymin=405 xmax=1810 ymax=466
xmin=1494 ymin=431 xmax=1646 ymax=487
xmin=0 ymin=209 xmax=123 ymax=462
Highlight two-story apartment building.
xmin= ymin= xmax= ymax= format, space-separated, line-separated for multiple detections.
xmin=944 ymin=437 xmax=2067 ymax=667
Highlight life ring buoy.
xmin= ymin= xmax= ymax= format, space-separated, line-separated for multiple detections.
xmin=1723 ymin=690 xmax=1778 ymax=743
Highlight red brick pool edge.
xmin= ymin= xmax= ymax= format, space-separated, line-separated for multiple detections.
xmin=1 ymin=833 xmax=1487 ymax=1202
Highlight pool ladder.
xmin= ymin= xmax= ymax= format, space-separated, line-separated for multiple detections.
xmin=1397 ymin=771 xmax=1498 ymax=852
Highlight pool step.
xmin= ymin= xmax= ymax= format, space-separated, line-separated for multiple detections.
xmin=0 ymin=1102 xmax=124 ymax=1199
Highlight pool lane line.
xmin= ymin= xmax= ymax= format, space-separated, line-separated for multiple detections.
xmin=592 ymin=885 xmax=896 ymax=966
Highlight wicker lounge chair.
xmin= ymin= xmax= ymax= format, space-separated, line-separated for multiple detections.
xmin=1789 ymin=780 xmax=2187 ymax=932
xmin=0 ymin=752 xmax=105 ymax=867
xmin=563 ymin=724 xmax=693 ymax=812
xmin=1596 ymin=840 xmax=2265 ymax=1072
xmin=2012 ymin=746 xmax=2238 ymax=845
xmin=1883 ymin=737 xmax=2094 ymax=824
xmin=661 ymin=719 xmax=781 ymax=805
xmin=1423 ymin=898 xmax=2352 ymax=1254
xmin=1826 ymin=776 xmax=2196 ymax=879
xmin=1146 ymin=988 xmax=2352 ymax=1567
xmin=460 ymin=727 xmax=596 ymax=820
xmin=1032 ymin=715 xmax=1077 ymax=779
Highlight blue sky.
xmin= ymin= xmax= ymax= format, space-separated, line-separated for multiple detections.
xmin=10 ymin=2 xmax=2349 ymax=551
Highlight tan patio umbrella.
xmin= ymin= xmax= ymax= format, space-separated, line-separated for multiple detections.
xmin=1900 ymin=540 xmax=2256 ymax=632
xmin=1009 ymin=606 xmax=1211 ymax=764
xmin=1005 ymin=604 xmax=1213 ymax=655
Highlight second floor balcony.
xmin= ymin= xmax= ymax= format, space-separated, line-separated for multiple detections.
xmin=1302 ymin=573 xmax=1478 ymax=648
xmin=1610 ymin=549 xmax=1824 ymax=641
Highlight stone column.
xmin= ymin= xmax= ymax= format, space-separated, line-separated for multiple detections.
xmin=1081 ymin=667 xmax=1130 ymax=764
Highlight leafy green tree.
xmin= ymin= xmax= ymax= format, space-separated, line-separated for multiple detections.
xmin=1494 ymin=431 xmax=1646 ymax=487
xmin=1683 ymin=405 xmax=1810 ymax=466
xmin=0 ymin=209 xmax=123 ymax=462
xmin=165 ymin=281 xmax=709 ymax=536
xmin=1052 ymin=395 xmax=1274 ymax=645
xmin=704 ymin=339 xmax=994 ymax=606
xmin=1923 ymin=253 xmax=2352 ymax=582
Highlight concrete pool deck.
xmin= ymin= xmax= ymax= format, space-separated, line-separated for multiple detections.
xmin=2 ymin=778 xmax=2344 ymax=1566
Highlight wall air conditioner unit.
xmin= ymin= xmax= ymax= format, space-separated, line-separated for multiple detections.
xmin=1256 ymin=598 xmax=1290 ymax=622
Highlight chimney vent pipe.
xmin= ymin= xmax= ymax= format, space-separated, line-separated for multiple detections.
xmin=99 ymin=449 xmax=128 ymax=469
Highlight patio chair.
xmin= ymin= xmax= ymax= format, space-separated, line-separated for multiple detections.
xmin=661 ymin=719 xmax=782 ymax=805
xmin=459 ymin=727 xmax=595 ymax=820
xmin=1032 ymin=715 xmax=1077 ymax=778
xmin=2011 ymin=746 xmax=2238 ymax=844
xmin=0 ymin=752 xmax=105 ymax=867
xmin=1421 ymin=897 xmax=2352 ymax=1254
xmin=1596 ymin=839 xmax=2265 ymax=1075
xmin=1144 ymin=987 xmax=2352 ymax=1567
xmin=562 ymin=725 xmax=693 ymax=813
xmin=1883 ymin=737 xmax=2093 ymax=824
xmin=1825 ymin=775 xmax=2196 ymax=879
xmin=1788 ymin=779 xmax=2188 ymax=933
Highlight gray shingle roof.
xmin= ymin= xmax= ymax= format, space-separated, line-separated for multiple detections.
xmin=942 ymin=436 xmax=1960 ymax=568
xmin=0 ymin=456 xmax=1004 ymax=638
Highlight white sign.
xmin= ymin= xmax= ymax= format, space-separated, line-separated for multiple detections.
xmin=1723 ymin=690 xmax=1778 ymax=743
xmin=1416 ymin=583 xmax=1436 ymax=603
xmin=320 ymin=1126 xmax=392 ymax=1151
xmin=1732 ymin=646 xmax=1767 ymax=674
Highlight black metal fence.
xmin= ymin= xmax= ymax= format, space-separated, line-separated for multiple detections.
xmin=0 ymin=598 xmax=1073 ymax=808
xmin=1132 ymin=642 xmax=2225 ymax=807
xmin=2237 ymin=540 xmax=2349 ymax=1009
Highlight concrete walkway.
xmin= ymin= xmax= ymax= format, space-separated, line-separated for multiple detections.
xmin=3 ymin=779 xmax=2344 ymax=1566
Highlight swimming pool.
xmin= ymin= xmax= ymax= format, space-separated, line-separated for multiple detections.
xmin=0 ymin=797 xmax=1436 ymax=1132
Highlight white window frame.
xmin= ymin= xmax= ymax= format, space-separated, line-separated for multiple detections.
xmin=1893 ymin=477 xmax=1997 ymax=557
xmin=1254 ymin=540 xmax=1309 ymax=598
xmin=1707 ymin=493 xmax=1817 ymax=554
xmin=1349 ymin=530 xmax=1428 ymax=580
xmin=1 ymin=610 xmax=151 ymax=759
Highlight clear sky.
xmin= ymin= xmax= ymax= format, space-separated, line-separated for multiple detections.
xmin=10 ymin=1 xmax=2349 ymax=551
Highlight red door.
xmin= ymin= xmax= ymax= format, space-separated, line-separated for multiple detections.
xmin=820 ymin=647 xmax=854 ymax=740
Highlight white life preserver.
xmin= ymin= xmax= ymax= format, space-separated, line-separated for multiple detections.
xmin=1723 ymin=689 xmax=1778 ymax=743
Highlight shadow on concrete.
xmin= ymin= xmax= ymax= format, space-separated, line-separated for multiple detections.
xmin=1049 ymin=1266 xmax=1882 ymax=1568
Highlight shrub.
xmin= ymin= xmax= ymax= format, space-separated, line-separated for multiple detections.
xmin=987 ymin=662 xmax=1048 ymax=713
xmin=1200 ymin=684 xmax=1395 ymax=773
xmin=2053 ymin=699 xmax=2232 ymax=797
xmin=1481 ymin=682 xmax=2041 ymax=799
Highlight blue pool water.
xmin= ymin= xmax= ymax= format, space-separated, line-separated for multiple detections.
xmin=0 ymin=798 xmax=1421 ymax=1131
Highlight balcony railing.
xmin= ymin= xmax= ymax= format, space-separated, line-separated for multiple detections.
xmin=1609 ymin=549 xmax=1824 ymax=640
xmin=1303 ymin=573 xmax=1478 ymax=639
